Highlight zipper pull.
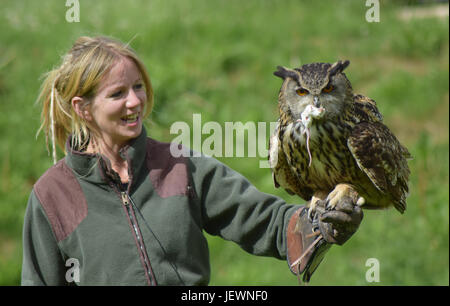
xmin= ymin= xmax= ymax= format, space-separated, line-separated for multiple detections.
xmin=121 ymin=191 xmax=129 ymax=206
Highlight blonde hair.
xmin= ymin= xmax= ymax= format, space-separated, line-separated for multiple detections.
xmin=36 ymin=36 xmax=153 ymax=163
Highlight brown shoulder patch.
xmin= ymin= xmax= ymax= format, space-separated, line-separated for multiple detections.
xmin=146 ymin=138 xmax=192 ymax=198
xmin=34 ymin=160 xmax=88 ymax=242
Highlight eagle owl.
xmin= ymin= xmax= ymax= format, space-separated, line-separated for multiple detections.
xmin=269 ymin=60 xmax=411 ymax=219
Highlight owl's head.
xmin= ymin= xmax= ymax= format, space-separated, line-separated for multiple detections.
xmin=274 ymin=60 xmax=353 ymax=122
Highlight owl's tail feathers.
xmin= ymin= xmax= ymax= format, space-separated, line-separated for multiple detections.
xmin=394 ymin=180 xmax=409 ymax=214
xmin=394 ymin=199 xmax=406 ymax=214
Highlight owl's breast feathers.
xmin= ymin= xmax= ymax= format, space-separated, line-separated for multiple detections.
xmin=270 ymin=94 xmax=411 ymax=213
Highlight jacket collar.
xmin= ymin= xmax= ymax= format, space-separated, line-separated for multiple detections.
xmin=64 ymin=128 xmax=148 ymax=188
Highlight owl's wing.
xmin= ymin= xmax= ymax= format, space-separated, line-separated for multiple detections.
xmin=347 ymin=121 xmax=411 ymax=213
xmin=352 ymin=94 xmax=384 ymax=122
xmin=269 ymin=121 xmax=312 ymax=200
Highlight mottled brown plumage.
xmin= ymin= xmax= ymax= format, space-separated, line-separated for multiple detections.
xmin=269 ymin=61 xmax=411 ymax=217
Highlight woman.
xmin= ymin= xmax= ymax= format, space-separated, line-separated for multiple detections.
xmin=22 ymin=36 xmax=362 ymax=285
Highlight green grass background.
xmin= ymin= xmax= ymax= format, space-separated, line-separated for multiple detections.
xmin=0 ymin=0 xmax=448 ymax=285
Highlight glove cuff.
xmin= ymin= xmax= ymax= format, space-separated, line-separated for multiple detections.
xmin=286 ymin=206 xmax=331 ymax=282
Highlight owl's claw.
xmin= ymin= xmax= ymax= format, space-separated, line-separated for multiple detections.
xmin=307 ymin=197 xmax=326 ymax=223
xmin=307 ymin=205 xmax=315 ymax=223
xmin=325 ymin=184 xmax=362 ymax=211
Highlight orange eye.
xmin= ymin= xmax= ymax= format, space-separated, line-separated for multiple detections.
xmin=296 ymin=88 xmax=309 ymax=96
xmin=322 ymin=84 xmax=334 ymax=93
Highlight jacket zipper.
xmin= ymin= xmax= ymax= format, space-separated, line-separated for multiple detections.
xmin=121 ymin=191 xmax=157 ymax=285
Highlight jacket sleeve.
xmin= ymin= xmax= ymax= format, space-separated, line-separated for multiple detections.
xmin=189 ymin=155 xmax=302 ymax=259
xmin=21 ymin=190 xmax=67 ymax=285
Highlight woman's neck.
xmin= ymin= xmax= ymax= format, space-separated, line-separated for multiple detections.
xmin=87 ymin=138 xmax=130 ymax=183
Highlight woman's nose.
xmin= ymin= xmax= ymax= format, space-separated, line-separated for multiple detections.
xmin=126 ymin=89 xmax=141 ymax=108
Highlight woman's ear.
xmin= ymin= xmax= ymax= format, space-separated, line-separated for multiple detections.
xmin=71 ymin=97 xmax=93 ymax=121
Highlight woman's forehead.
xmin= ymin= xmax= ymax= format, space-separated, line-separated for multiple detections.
xmin=98 ymin=57 xmax=142 ymax=91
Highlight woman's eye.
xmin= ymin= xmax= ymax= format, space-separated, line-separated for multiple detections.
xmin=133 ymin=83 xmax=143 ymax=90
xmin=110 ymin=90 xmax=123 ymax=98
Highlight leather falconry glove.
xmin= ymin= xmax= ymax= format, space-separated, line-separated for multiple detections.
xmin=286 ymin=195 xmax=363 ymax=283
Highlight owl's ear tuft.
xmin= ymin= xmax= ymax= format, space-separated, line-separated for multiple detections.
xmin=274 ymin=66 xmax=299 ymax=82
xmin=329 ymin=60 xmax=350 ymax=77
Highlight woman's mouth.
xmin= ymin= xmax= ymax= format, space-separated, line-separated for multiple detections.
xmin=121 ymin=113 xmax=140 ymax=124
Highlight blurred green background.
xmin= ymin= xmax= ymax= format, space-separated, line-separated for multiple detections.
xmin=0 ymin=0 xmax=448 ymax=285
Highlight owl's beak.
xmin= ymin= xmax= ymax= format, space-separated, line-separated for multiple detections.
xmin=313 ymin=96 xmax=321 ymax=108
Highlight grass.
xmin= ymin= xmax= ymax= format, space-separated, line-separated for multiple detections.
xmin=0 ymin=0 xmax=448 ymax=286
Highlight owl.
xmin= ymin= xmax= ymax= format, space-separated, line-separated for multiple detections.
xmin=269 ymin=60 xmax=411 ymax=220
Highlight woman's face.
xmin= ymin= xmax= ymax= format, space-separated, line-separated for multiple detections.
xmin=88 ymin=56 xmax=147 ymax=149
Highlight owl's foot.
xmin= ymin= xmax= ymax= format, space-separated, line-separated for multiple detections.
xmin=325 ymin=184 xmax=365 ymax=210
xmin=307 ymin=198 xmax=318 ymax=222
xmin=308 ymin=192 xmax=328 ymax=222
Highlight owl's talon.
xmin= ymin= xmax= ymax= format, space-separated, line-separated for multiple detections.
xmin=307 ymin=206 xmax=316 ymax=222
xmin=325 ymin=200 xmax=331 ymax=210
xmin=308 ymin=193 xmax=328 ymax=222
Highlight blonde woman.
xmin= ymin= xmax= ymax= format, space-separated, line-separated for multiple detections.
xmin=22 ymin=36 xmax=363 ymax=285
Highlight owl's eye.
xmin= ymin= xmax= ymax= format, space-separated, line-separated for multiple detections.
xmin=296 ymin=88 xmax=309 ymax=96
xmin=322 ymin=84 xmax=334 ymax=93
